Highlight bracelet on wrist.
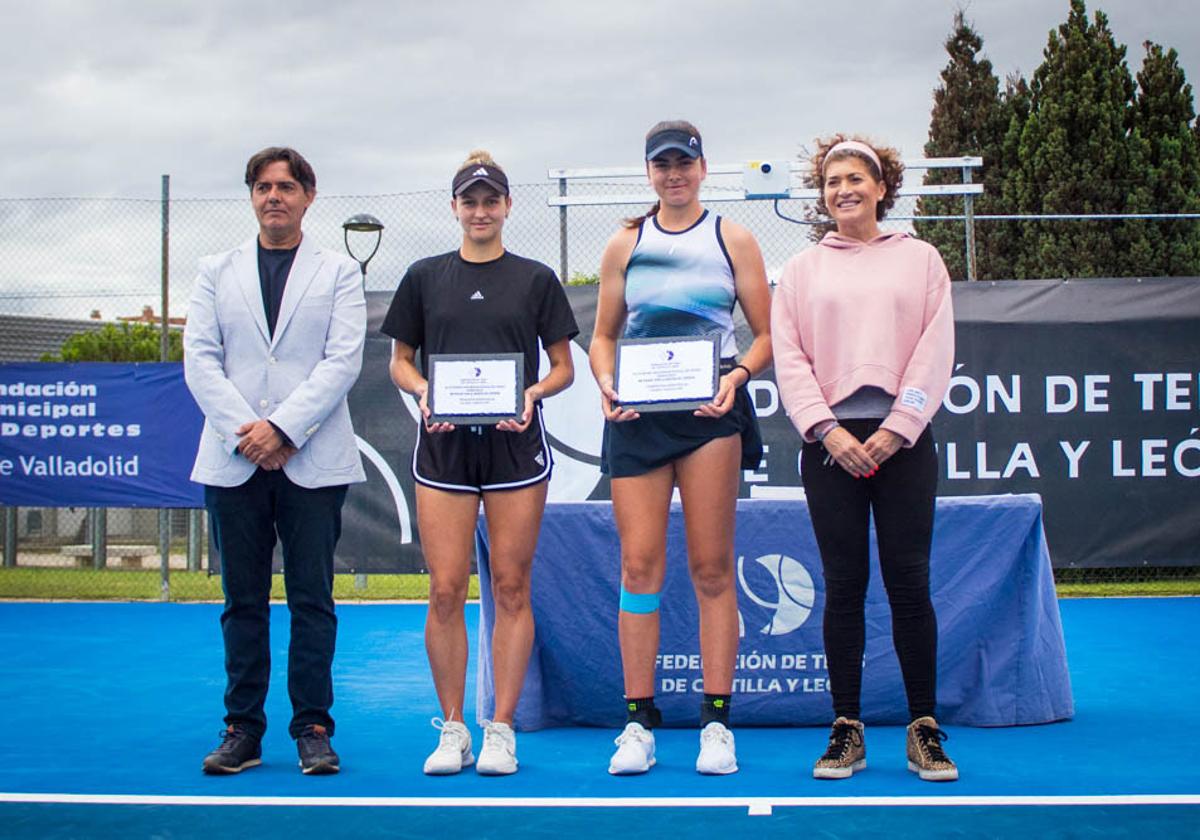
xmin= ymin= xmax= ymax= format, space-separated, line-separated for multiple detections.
xmin=731 ymin=363 xmax=752 ymax=384
xmin=815 ymin=421 xmax=840 ymax=442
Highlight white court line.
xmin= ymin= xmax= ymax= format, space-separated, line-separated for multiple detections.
xmin=2 ymin=793 xmax=1198 ymax=815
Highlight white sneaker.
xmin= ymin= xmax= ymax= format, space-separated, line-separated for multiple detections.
xmin=608 ymin=722 xmax=656 ymax=775
xmin=422 ymin=718 xmax=474 ymax=775
xmin=475 ymin=720 xmax=518 ymax=775
xmin=695 ymin=722 xmax=738 ymax=775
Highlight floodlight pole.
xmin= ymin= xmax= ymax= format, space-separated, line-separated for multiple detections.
xmin=2 ymin=507 xmax=15 ymax=568
xmin=963 ymin=165 xmax=977 ymax=281
xmin=160 ymin=174 xmax=171 ymax=600
xmin=161 ymin=174 xmax=170 ymax=361
xmin=559 ymin=176 xmax=568 ymax=283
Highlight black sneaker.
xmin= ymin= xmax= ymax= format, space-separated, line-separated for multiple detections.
xmin=297 ymin=724 xmax=340 ymax=775
xmin=202 ymin=725 xmax=262 ymax=775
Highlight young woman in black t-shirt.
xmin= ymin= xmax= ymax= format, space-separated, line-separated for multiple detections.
xmin=382 ymin=151 xmax=578 ymax=777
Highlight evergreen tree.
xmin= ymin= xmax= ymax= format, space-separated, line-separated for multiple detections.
xmin=992 ymin=73 xmax=1032 ymax=279
xmin=916 ymin=11 xmax=1008 ymax=280
xmin=1009 ymin=0 xmax=1150 ymax=278
xmin=1132 ymin=41 xmax=1200 ymax=275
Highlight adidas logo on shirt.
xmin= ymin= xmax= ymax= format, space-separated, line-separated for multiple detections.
xmin=470 ymin=290 xmax=485 ymax=301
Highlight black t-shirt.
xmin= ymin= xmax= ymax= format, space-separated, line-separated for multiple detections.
xmin=380 ymin=250 xmax=579 ymax=391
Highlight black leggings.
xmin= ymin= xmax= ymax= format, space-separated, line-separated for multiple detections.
xmin=800 ymin=419 xmax=938 ymax=721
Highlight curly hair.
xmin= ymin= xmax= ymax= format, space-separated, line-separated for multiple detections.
xmin=806 ymin=134 xmax=903 ymax=222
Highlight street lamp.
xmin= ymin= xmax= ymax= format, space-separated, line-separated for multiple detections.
xmin=342 ymin=213 xmax=384 ymax=592
xmin=342 ymin=213 xmax=384 ymax=280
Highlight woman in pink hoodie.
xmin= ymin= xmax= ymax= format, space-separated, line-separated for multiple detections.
xmin=770 ymin=136 xmax=958 ymax=782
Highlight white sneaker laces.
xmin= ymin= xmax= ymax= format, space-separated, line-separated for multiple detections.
xmin=614 ymin=723 xmax=652 ymax=747
xmin=481 ymin=720 xmax=515 ymax=755
xmin=431 ymin=717 xmax=468 ymax=749
xmin=701 ymin=723 xmax=733 ymax=746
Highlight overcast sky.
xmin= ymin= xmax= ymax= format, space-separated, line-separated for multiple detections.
xmin=4 ymin=0 xmax=1198 ymax=200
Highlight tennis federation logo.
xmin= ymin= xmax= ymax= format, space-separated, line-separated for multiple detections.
xmin=737 ymin=553 xmax=815 ymax=636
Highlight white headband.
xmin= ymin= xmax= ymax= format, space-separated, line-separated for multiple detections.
xmin=823 ymin=140 xmax=883 ymax=177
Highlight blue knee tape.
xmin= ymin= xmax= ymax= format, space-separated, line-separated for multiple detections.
xmin=620 ymin=586 xmax=660 ymax=614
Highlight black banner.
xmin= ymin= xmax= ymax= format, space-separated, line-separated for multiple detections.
xmin=337 ymin=277 xmax=1200 ymax=572
xmin=934 ymin=278 xmax=1200 ymax=568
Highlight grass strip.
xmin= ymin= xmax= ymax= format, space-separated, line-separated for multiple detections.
xmin=0 ymin=567 xmax=479 ymax=601
xmin=1055 ymin=580 xmax=1200 ymax=598
xmin=0 ymin=566 xmax=1196 ymax=601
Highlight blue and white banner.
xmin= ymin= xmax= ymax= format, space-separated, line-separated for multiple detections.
xmin=475 ymin=496 xmax=1073 ymax=730
xmin=0 ymin=363 xmax=203 ymax=508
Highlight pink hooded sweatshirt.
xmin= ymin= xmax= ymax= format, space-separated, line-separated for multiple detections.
xmin=770 ymin=231 xmax=954 ymax=446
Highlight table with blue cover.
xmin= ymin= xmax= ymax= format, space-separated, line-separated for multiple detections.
xmin=474 ymin=494 xmax=1073 ymax=730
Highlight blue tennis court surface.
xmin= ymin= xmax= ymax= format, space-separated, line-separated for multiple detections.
xmin=1 ymin=597 xmax=1196 ymax=837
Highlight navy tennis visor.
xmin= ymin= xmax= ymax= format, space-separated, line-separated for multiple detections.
xmin=645 ymin=128 xmax=703 ymax=160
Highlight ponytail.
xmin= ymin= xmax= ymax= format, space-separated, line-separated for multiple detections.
xmin=459 ymin=149 xmax=502 ymax=172
xmin=623 ymin=201 xmax=660 ymax=229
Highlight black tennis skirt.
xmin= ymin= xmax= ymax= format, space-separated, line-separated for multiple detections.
xmin=600 ymin=372 xmax=763 ymax=479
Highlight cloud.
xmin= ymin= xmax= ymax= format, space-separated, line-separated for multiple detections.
xmin=1 ymin=0 xmax=1197 ymax=319
xmin=3 ymin=0 xmax=1196 ymax=198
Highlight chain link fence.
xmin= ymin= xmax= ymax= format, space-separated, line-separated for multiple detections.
xmin=1 ymin=180 xmax=1196 ymax=597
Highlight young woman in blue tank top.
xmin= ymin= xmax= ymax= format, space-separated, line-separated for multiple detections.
xmin=589 ymin=121 xmax=772 ymax=776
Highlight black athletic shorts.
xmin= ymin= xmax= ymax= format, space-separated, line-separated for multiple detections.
xmin=412 ymin=406 xmax=552 ymax=493
xmin=600 ymin=362 xmax=763 ymax=479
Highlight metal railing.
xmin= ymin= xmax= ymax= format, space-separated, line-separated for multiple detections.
xmin=548 ymin=157 xmax=985 ymax=279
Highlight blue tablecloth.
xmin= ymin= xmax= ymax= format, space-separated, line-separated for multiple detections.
xmin=475 ymin=494 xmax=1073 ymax=730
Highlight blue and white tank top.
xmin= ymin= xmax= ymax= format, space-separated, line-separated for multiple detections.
xmin=623 ymin=210 xmax=738 ymax=357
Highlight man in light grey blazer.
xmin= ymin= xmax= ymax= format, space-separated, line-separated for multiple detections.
xmin=184 ymin=147 xmax=366 ymax=776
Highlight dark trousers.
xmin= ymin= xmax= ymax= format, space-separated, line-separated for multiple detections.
xmin=801 ymin=419 xmax=939 ymax=721
xmin=205 ymin=469 xmax=348 ymax=739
